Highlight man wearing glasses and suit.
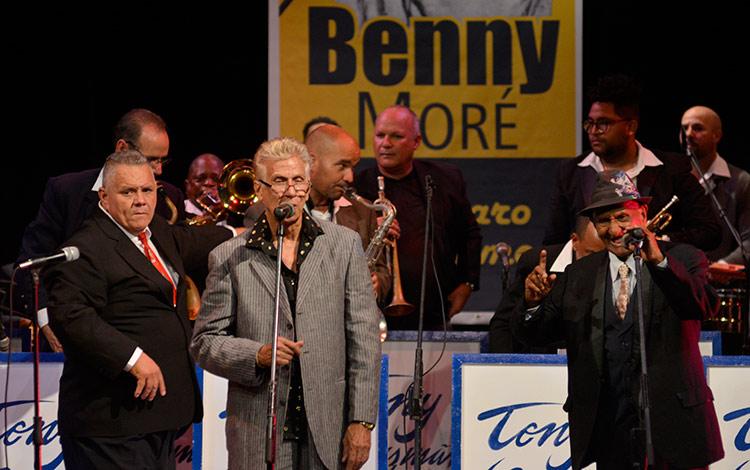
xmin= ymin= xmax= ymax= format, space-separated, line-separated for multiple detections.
xmin=191 ymin=137 xmax=381 ymax=470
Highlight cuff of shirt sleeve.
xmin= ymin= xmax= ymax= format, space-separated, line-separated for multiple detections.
xmin=124 ymin=347 xmax=143 ymax=372
xmin=36 ymin=308 xmax=49 ymax=328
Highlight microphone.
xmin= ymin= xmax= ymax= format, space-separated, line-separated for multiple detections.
xmin=495 ymin=242 xmax=510 ymax=271
xmin=622 ymin=228 xmax=644 ymax=248
xmin=495 ymin=242 xmax=511 ymax=290
xmin=273 ymin=201 xmax=295 ymax=221
xmin=17 ymin=246 xmax=80 ymax=270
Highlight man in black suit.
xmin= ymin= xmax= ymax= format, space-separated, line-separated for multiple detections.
xmin=16 ymin=108 xmax=185 ymax=351
xmin=543 ymin=74 xmax=721 ymax=252
xmin=353 ymin=105 xmax=482 ymax=330
xmin=45 ymin=151 xmax=232 ymax=469
xmin=514 ymin=170 xmax=724 ymax=469
xmin=489 ymin=215 xmax=603 ymax=353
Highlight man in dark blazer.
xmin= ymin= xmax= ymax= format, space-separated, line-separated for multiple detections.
xmin=514 ymin=170 xmax=724 ymax=469
xmin=543 ymin=74 xmax=721 ymax=252
xmin=45 ymin=151 xmax=232 ymax=469
xmin=352 ymin=105 xmax=482 ymax=330
xmin=305 ymin=123 xmax=391 ymax=303
xmin=16 ymin=108 xmax=186 ymax=350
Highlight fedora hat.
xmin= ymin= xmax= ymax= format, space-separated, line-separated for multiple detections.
xmin=579 ymin=169 xmax=651 ymax=216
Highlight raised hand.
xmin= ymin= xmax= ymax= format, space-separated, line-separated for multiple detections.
xmin=524 ymin=250 xmax=557 ymax=308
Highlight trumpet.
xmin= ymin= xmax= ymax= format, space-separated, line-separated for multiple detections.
xmin=374 ymin=177 xmax=415 ymax=318
xmin=188 ymin=159 xmax=259 ymax=225
xmin=646 ymin=195 xmax=679 ymax=234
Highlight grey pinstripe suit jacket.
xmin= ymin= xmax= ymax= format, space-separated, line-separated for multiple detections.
xmin=190 ymin=218 xmax=382 ymax=469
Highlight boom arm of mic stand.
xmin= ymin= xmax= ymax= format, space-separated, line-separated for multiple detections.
xmin=265 ymin=223 xmax=285 ymax=467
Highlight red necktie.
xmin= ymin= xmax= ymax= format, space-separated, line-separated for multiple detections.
xmin=138 ymin=232 xmax=177 ymax=307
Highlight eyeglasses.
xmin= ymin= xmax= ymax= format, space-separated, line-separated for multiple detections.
xmin=258 ymin=178 xmax=309 ymax=194
xmin=582 ymin=119 xmax=630 ymax=134
xmin=593 ymin=212 xmax=632 ymax=230
xmin=125 ymin=141 xmax=172 ymax=167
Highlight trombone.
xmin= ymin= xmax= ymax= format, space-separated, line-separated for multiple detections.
xmin=188 ymin=159 xmax=259 ymax=225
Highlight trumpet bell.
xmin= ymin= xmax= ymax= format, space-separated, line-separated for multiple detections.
xmin=218 ymin=159 xmax=258 ymax=215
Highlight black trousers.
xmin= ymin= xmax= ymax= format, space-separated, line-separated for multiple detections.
xmin=60 ymin=430 xmax=177 ymax=470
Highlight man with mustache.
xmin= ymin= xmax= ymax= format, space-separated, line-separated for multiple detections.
xmin=515 ymin=169 xmax=724 ymax=469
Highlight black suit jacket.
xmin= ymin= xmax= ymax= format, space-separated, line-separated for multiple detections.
xmin=16 ymin=168 xmax=186 ymax=314
xmin=543 ymin=149 xmax=721 ymax=251
xmin=45 ymin=209 xmax=231 ymax=437
xmin=513 ymin=243 xmax=724 ymax=469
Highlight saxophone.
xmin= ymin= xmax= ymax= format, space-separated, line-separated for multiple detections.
xmin=344 ymin=182 xmax=396 ymax=342
xmin=344 ymin=186 xmax=396 ymax=272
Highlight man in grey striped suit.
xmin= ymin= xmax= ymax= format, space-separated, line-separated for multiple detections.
xmin=190 ymin=137 xmax=382 ymax=470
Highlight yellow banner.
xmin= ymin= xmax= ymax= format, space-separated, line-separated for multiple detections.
xmin=278 ymin=0 xmax=579 ymax=158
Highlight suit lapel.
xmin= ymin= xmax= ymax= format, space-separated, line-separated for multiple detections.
xmin=636 ymin=166 xmax=658 ymax=197
xmin=631 ymin=259 xmax=654 ymax=370
xmin=245 ymin=245 xmax=294 ymax=324
xmin=580 ymin=167 xmax=597 ymax=205
xmin=296 ymin=233 xmax=325 ymax=312
xmin=94 ymin=211 xmax=176 ymax=306
xmin=589 ymin=253 xmax=609 ymax=377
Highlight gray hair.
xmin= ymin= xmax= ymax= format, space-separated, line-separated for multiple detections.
xmin=253 ymin=137 xmax=312 ymax=180
xmin=102 ymin=150 xmax=149 ymax=188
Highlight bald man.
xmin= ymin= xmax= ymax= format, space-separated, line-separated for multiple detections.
xmin=681 ymin=106 xmax=750 ymax=265
xmin=305 ymin=124 xmax=391 ymax=303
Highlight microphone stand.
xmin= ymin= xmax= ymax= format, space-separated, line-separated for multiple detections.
xmin=632 ymin=240 xmax=655 ymax=469
xmin=30 ymin=268 xmax=43 ymax=470
xmin=265 ymin=218 xmax=286 ymax=469
xmin=409 ymin=175 xmax=434 ymax=470
xmin=683 ymin=135 xmax=750 ymax=351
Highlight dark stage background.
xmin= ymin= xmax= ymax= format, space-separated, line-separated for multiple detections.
xmin=6 ymin=4 xmax=746 ymax=309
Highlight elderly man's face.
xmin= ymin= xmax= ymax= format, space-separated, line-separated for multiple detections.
xmin=373 ymin=107 xmax=420 ymax=176
xmin=592 ymin=202 xmax=648 ymax=259
xmin=681 ymin=108 xmax=721 ymax=160
xmin=99 ymin=164 xmax=157 ymax=235
xmin=185 ymin=156 xmax=224 ymax=205
xmin=255 ymin=156 xmax=310 ymax=225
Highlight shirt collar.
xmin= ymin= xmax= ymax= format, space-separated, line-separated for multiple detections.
xmin=701 ymin=153 xmax=731 ymax=180
xmin=608 ymin=250 xmax=637 ymax=280
xmin=246 ymin=211 xmax=323 ymax=264
xmin=549 ymin=239 xmax=575 ymax=273
xmin=98 ymin=201 xmax=152 ymax=244
xmin=91 ymin=168 xmax=105 ymax=192
xmin=579 ymin=141 xmax=663 ymax=179
xmin=307 ymin=195 xmax=352 ymax=222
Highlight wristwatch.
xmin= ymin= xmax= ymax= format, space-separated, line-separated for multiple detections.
xmin=354 ymin=421 xmax=375 ymax=430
